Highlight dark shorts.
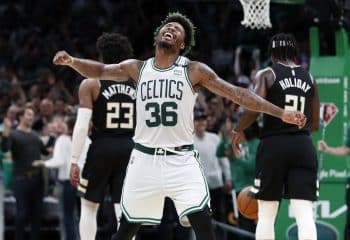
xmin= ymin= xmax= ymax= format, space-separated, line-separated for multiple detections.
xmin=253 ymin=133 xmax=318 ymax=201
xmin=79 ymin=137 xmax=134 ymax=203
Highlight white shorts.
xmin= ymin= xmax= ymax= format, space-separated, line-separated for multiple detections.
xmin=120 ymin=148 xmax=210 ymax=227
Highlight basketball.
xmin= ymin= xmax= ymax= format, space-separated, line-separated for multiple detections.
xmin=237 ymin=186 xmax=258 ymax=220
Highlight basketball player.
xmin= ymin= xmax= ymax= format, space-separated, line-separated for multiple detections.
xmin=69 ymin=33 xmax=135 ymax=240
xmin=53 ymin=13 xmax=306 ymax=240
xmin=232 ymin=33 xmax=320 ymax=240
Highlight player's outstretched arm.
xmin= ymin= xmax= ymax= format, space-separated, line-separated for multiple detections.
xmin=189 ymin=61 xmax=306 ymax=128
xmin=69 ymin=79 xmax=94 ymax=186
xmin=52 ymin=50 xmax=142 ymax=82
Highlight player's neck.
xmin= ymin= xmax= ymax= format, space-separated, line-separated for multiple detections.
xmin=154 ymin=47 xmax=180 ymax=69
xmin=277 ymin=60 xmax=296 ymax=67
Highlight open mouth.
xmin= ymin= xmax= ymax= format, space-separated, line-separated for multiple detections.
xmin=163 ymin=32 xmax=174 ymax=41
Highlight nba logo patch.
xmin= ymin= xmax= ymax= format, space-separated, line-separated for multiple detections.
xmin=174 ymin=69 xmax=182 ymax=76
xmin=320 ymin=103 xmax=338 ymax=127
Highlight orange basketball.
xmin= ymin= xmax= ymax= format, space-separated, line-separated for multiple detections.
xmin=237 ymin=186 xmax=258 ymax=220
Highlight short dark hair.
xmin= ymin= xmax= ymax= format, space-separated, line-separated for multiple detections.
xmin=96 ymin=33 xmax=133 ymax=64
xmin=268 ymin=33 xmax=298 ymax=62
xmin=16 ymin=106 xmax=34 ymax=121
xmin=154 ymin=12 xmax=196 ymax=56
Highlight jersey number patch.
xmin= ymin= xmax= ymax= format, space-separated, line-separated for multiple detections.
xmin=145 ymin=102 xmax=178 ymax=127
xmin=106 ymin=102 xmax=134 ymax=129
xmin=284 ymin=94 xmax=305 ymax=113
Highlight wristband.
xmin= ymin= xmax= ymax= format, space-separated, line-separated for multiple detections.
xmin=68 ymin=56 xmax=74 ymax=65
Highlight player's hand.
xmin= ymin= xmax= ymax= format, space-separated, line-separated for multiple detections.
xmin=70 ymin=163 xmax=80 ymax=187
xmin=53 ymin=50 xmax=74 ymax=65
xmin=231 ymin=131 xmax=243 ymax=157
xmin=281 ymin=111 xmax=306 ymax=129
xmin=318 ymin=140 xmax=328 ymax=152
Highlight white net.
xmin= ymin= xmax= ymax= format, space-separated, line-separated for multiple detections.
xmin=239 ymin=0 xmax=272 ymax=29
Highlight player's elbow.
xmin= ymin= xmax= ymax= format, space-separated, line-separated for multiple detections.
xmin=309 ymin=121 xmax=319 ymax=134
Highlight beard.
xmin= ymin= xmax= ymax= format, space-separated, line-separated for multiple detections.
xmin=158 ymin=40 xmax=172 ymax=50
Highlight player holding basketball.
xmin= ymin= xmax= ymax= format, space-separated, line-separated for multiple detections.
xmin=233 ymin=33 xmax=320 ymax=240
xmin=53 ymin=13 xmax=305 ymax=240
xmin=69 ymin=33 xmax=136 ymax=240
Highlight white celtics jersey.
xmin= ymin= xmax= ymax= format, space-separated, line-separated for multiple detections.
xmin=133 ymin=56 xmax=197 ymax=147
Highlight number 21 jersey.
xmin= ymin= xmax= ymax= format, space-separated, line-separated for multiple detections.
xmin=262 ymin=63 xmax=315 ymax=137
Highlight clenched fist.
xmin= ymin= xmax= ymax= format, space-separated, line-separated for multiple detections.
xmin=281 ymin=111 xmax=307 ymax=129
xmin=53 ymin=50 xmax=74 ymax=65
xmin=70 ymin=163 xmax=80 ymax=187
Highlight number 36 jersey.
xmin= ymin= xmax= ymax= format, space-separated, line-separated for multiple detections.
xmin=91 ymin=80 xmax=136 ymax=139
xmin=262 ymin=63 xmax=315 ymax=137
xmin=133 ymin=56 xmax=197 ymax=148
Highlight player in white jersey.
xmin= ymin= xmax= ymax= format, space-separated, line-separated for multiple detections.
xmin=53 ymin=12 xmax=306 ymax=240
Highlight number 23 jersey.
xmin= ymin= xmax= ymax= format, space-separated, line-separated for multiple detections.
xmin=262 ymin=63 xmax=315 ymax=137
xmin=91 ymin=79 xmax=136 ymax=139
xmin=133 ymin=56 xmax=197 ymax=147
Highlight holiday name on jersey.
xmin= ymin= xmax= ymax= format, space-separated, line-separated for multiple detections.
xmin=140 ymin=79 xmax=184 ymax=101
xmin=102 ymin=84 xmax=136 ymax=100
xmin=279 ymin=77 xmax=311 ymax=93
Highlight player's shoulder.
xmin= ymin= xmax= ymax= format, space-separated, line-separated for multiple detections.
xmin=78 ymin=78 xmax=100 ymax=94
xmin=120 ymin=59 xmax=145 ymax=74
xmin=121 ymin=58 xmax=143 ymax=66
xmin=255 ymin=67 xmax=275 ymax=82
xmin=256 ymin=67 xmax=274 ymax=77
xmin=80 ymin=78 xmax=100 ymax=88
xmin=187 ymin=60 xmax=212 ymax=74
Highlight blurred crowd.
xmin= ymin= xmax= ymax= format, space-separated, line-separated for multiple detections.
xmin=0 ymin=0 xmax=347 ymax=239
xmin=0 ymin=0 xmax=345 ymax=120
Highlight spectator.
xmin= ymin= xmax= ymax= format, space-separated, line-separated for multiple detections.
xmin=193 ymin=109 xmax=232 ymax=240
xmin=5 ymin=104 xmax=19 ymax=130
xmin=33 ymin=116 xmax=91 ymax=240
xmin=1 ymin=106 xmax=50 ymax=240
xmin=32 ymin=98 xmax=55 ymax=133
xmin=217 ymin=120 xmax=259 ymax=239
xmin=318 ymin=131 xmax=350 ymax=240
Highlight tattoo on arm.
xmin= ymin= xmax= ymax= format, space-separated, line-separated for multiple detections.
xmin=194 ymin=62 xmax=283 ymax=119
xmin=234 ymin=87 xmax=283 ymax=119
xmin=71 ymin=58 xmax=104 ymax=79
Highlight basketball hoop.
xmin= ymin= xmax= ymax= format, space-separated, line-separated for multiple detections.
xmin=239 ymin=0 xmax=272 ymax=29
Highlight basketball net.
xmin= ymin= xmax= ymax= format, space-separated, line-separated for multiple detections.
xmin=239 ymin=0 xmax=272 ymax=29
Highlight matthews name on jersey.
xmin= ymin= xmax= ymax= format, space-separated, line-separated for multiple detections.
xmin=92 ymin=80 xmax=136 ymax=139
